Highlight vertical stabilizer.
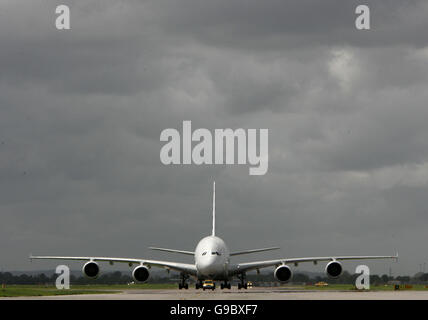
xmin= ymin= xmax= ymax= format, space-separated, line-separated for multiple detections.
xmin=212 ymin=181 xmax=216 ymax=236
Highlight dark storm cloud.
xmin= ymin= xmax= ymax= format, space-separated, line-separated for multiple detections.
xmin=0 ymin=0 xmax=170 ymax=95
xmin=151 ymin=0 xmax=428 ymax=49
xmin=1 ymin=0 xmax=428 ymax=275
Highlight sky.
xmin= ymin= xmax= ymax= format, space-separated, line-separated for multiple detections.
xmin=1 ymin=0 xmax=428 ymax=276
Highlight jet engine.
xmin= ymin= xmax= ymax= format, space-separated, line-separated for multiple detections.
xmin=82 ymin=261 xmax=100 ymax=279
xmin=274 ymin=265 xmax=293 ymax=282
xmin=325 ymin=261 xmax=343 ymax=279
xmin=132 ymin=266 xmax=150 ymax=283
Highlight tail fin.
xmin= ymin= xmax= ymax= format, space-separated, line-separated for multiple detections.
xmin=212 ymin=181 xmax=216 ymax=236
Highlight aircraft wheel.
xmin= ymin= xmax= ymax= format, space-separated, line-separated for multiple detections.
xmin=185 ymin=284 xmax=189 ymax=289
xmin=238 ymin=283 xmax=242 ymax=290
xmin=220 ymin=283 xmax=224 ymax=289
xmin=179 ymin=283 xmax=183 ymax=290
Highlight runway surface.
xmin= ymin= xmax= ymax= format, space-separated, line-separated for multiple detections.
xmin=4 ymin=287 xmax=428 ymax=300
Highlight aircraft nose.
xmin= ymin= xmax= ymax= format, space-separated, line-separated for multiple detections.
xmin=198 ymin=255 xmax=214 ymax=269
xmin=197 ymin=256 xmax=219 ymax=275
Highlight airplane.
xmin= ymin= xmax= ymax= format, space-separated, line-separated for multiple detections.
xmin=30 ymin=182 xmax=398 ymax=290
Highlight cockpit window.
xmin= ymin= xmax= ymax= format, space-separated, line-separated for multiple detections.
xmin=211 ymin=251 xmax=221 ymax=256
xmin=202 ymin=252 xmax=207 ymax=256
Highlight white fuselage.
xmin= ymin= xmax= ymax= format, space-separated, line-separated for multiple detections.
xmin=194 ymin=236 xmax=230 ymax=280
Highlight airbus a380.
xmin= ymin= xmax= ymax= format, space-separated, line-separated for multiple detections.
xmin=30 ymin=182 xmax=397 ymax=290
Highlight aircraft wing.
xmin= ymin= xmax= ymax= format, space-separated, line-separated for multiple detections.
xmin=230 ymin=247 xmax=280 ymax=256
xmin=229 ymin=254 xmax=398 ymax=275
xmin=149 ymin=247 xmax=195 ymax=256
xmin=29 ymin=255 xmax=197 ymax=275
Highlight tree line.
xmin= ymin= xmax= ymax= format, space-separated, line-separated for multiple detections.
xmin=0 ymin=271 xmax=426 ymax=285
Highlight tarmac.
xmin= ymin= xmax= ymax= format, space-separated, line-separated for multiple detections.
xmin=4 ymin=287 xmax=428 ymax=300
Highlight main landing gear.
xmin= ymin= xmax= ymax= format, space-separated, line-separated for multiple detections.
xmin=178 ymin=273 xmax=189 ymax=290
xmin=178 ymin=283 xmax=188 ymax=289
xmin=237 ymin=273 xmax=248 ymax=290
xmin=221 ymin=282 xmax=231 ymax=289
xmin=237 ymin=283 xmax=248 ymax=290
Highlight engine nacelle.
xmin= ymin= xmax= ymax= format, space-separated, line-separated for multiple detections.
xmin=132 ymin=266 xmax=150 ymax=283
xmin=274 ymin=265 xmax=293 ymax=283
xmin=82 ymin=261 xmax=100 ymax=279
xmin=325 ymin=261 xmax=343 ymax=279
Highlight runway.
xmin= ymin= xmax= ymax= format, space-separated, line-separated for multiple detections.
xmin=4 ymin=287 xmax=428 ymax=300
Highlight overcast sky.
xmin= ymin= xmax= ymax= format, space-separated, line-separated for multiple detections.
xmin=1 ymin=0 xmax=428 ymax=276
